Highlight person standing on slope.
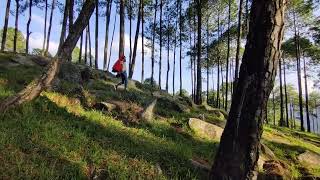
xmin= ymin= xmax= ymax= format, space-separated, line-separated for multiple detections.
xmin=112 ymin=54 xmax=128 ymax=90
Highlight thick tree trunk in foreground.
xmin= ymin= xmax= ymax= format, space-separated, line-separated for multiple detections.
xmin=1 ymin=0 xmax=11 ymax=51
xmin=26 ymin=0 xmax=32 ymax=54
xmin=119 ymin=0 xmax=125 ymax=57
xmin=0 ymin=0 xmax=96 ymax=113
xmin=195 ymin=0 xmax=202 ymax=105
xmin=209 ymin=0 xmax=286 ymax=179
xmin=45 ymin=0 xmax=56 ymax=56
xmin=14 ymin=0 xmax=19 ymax=53
xmin=129 ymin=0 xmax=142 ymax=79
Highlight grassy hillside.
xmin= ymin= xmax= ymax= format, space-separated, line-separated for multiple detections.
xmin=0 ymin=52 xmax=319 ymax=179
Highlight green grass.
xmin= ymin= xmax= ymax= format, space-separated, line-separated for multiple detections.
xmin=1 ymin=52 xmax=320 ymax=179
xmin=0 ymin=54 xmax=218 ymax=179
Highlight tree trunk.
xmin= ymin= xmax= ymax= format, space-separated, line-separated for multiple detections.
xmin=190 ymin=24 xmax=194 ymax=100
xmin=179 ymin=0 xmax=182 ymax=95
xmin=129 ymin=0 xmax=132 ymax=71
xmin=13 ymin=0 xmax=19 ymax=53
xmin=103 ymin=0 xmax=112 ymax=70
xmin=273 ymin=92 xmax=276 ymax=126
xmin=79 ymin=31 xmax=83 ymax=62
xmin=225 ymin=0 xmax=231 ymax=110
xmin=45 ymin=0 xmax=56 ymax=56
xmin=173 ymin=16 xmax=178 ymax=95
xmin=107 ymin=15 xmax=117 ymax=71
xmin=279 ymin=58 xmax=285 ymax=126
xmin=85 ymin=26 xmax=88 ymax=64
xmin=42 ymin=0 xmax=48 ymax=54
xmin=234 ymin=0 xmax=243 ymax=91
xmin=216 ymin=4 xmax=220 ymax=108
xmin=1 ymin=0 xmax=11 ymax=51
xmin=195 ymin=0 xmax=202 ymax=105
xmin=209 ymin=0 xmax=286 ymax=179
xmin=58 ymin=0 xmax=69 ymax=53
xmin=141 ymin=0 xmax=145 ymax=82
xmin=69 ymin=0 xmax=74 ymax=31
xmin=94 ymin=0 xmax=98 ymax=68
xmin=293 ymin=11 xmax=304 ymax=131
xmin=88 ymin=23 xmax=92 ymax=67
xmin=283 ymin=58 xmax=289 ymax=127
xmin=151 ymin=0 xmax=158 ymax=87
xmin=159 ymin=0 xmax=163 ymax=89
xmin=303 ymin=56 xmax=311 ymax=132
xmin=206 ymin=16 xmax=209 ymax=103
xmin=0 ymin=0 xmax=96 ymax=113
xmin=165 ymin=22 xmax=170 ymax=92
xmin=26 ymin=0 xmax=32 ymax=54
xmin=119 ymin=0 xmax=125 ymax=57
xmin=129 ymin=0 xmax=142 ymax=79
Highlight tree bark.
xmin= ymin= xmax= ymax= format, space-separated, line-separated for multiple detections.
xmin=128 ymin=0 xmax=142 ymax=79
xmin=141 ymin=0 xmax=145 ymax=82
xmin=0 ymin=0 xmax=96 ymax=113
xmin=13 ymin=0 xmax=19 ymax=53
xmin=119 ymin=0 xmax=125 ymax=57
xmin=69 ymin=0 xmax=74 ymax=31
xmin=293 ymin=11 xmax=304 ymax=131
xmin=85 ymin=26 xmax=88 ymax=64
xmin=225 ymin=0 xmax=231 ymax=110
xmin=45 ymin=0 xmax=56 ymax=56
xmin=159 ymin=0 xmax=163 ymax=89
xmin=209 ymin=0 xmax=286 ymax=179
xmin=88 ymin=23 xmax=92 ymax=67
xmin=195 ymin=0 xmax=202 ymax=105
xmin=283 ymin=58 xmax=289 ymax=127
xmin=206 ymin=17 xmax=209 ymax=103
xmin=107 ymin=15 xmax=117 ymax=71
xmin=234 ymin=0 xmax=243 ymax=91
xmin=94 ymin=0 xmax=98 ymax=69
xmin=79 ymin=31 xmax=83 ymax=62
xmin=165 ymin=18 xmax=170 ymax=92
xmin=173 ymin=11 xmax=178 ymax=95
xmin=151 ymin=0 xmax=158 ymax=87
xmin=103 ymin=0 xmax=112 ymax=70
xmin=279 ymin=58 xmax=285 ymax=126
xmin=273 ymin=92 xmax=276 ymax=126
xmin=1 ymin=0 xmax=11 ymax=51
xmin=58 ymin=0 xmax=69 ymax=53
xmin=179 ymin=0 xmax=182 ymax=95
xmin=26 ymin=0 xmax=32 ymax=54
xmin=42 ymin=0 xmax=48 ymax=55
xmin=303 ymin=56 xmax=311 ymax=132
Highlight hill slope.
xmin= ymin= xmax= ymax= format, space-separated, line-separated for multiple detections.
xmin=0 ymin=52 xmax=319 ymax=179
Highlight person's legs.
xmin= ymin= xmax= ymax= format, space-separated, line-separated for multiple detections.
xmin=123 ymin=71 xmax=128 ymax=90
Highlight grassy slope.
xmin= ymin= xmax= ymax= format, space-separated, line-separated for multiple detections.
xmin=0 ymin=53 xmax=319 ymax=179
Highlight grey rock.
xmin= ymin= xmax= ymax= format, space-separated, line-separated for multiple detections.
xmin=188 ymin=118 xmax=223 ymax=140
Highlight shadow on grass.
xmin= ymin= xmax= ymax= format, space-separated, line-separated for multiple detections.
xmin=0 ymin=96 xmax=216 ymax=179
